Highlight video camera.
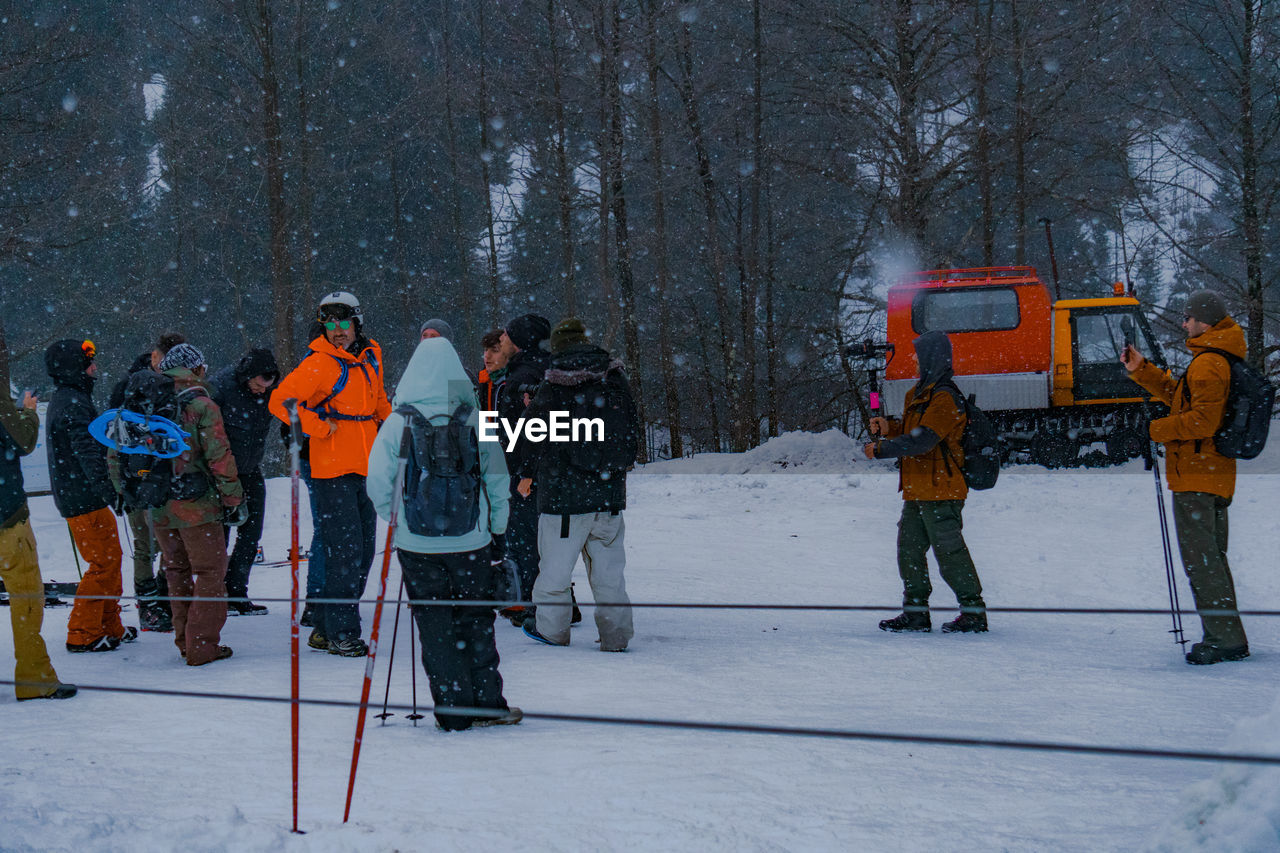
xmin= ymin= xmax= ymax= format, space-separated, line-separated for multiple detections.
xmin=845 ymin=341 xmax=894 ymax=360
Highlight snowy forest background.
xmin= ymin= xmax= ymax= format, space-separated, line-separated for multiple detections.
xmin=0 ymin=0 xmax=1276 ymax=460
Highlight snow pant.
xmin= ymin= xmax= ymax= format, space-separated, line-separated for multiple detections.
xmin=65 ymin=507 xmax=126 ymax=646
xmin=223 ymin=469 xmax=266 ymax=600
xmin=896 ymin=500 xmax=985 ymax=614
xmin=398 ymin=548 xmax=507 ymax=731
xmin=0 ymin=520 xmax=61 ymax=699
xmin=127 ymin=508 xmax=169 ymax=609
xmin=156 ymin=522 xmax=228 ymax=665
xmin=506 ymin=476 xmax=540 ymax=602
xmin=302 ymin=460 xmax=327 ymax=604
xmin=312 ymin=473 xmax=376 ymax=644
xmin=1173 ymin=492 xmax=1247 ymax=649
xmin=533 ymin=511 xmax=633 ymax=650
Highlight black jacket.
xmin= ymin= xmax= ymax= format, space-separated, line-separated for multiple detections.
xmin=519 ymin=344 xmax=633 ymax=516
xmin=109 ymin=352 xmax=154 ymax=409
xmin=210 ymin=348 xmax=279 ymax=475
xmin=45 ymin=348 xmax=113 ymax=518
xmin=0 ymin=395 xmax=39 ymax=529
xmin=497 ymin=345 xmax=551 ymax=474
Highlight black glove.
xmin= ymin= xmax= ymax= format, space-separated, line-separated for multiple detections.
xmin=223 ymin=503 xmax=249 ymax=528
xmin=490 ymin=533 xmax=507 ymax=565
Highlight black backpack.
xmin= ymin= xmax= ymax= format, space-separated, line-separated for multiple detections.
xmin=1183 ymin=348 xmax=1275 ymax=460
xmin=399 ymin=403 xmax=483 ymax=537
xmin=562 ymin=367 xmax=638 ymax=474
xmin=117 ymin=373 xmax=209 ymax=510
xmin=937 ymin=381 xmax=1002 ymax=491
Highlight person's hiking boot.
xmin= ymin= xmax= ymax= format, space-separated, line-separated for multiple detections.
xmin=941 ymin=612 xmax=988 ymax=634
xmin=879 ymin=612 xmax=932 ymax=632
xmin=1186 ymin=642 xmax=1250 ymax=665
xmin=307 ymin=628 xmax=329 ymax=651
xmin=473 ymin=706 xmax=524 ymax=727
xmin=187 ymin=645 xmax=233 ymax=667
xmin=17 ymin=682 xmax=78 ymax=701
xmin=522 ymin=620 xmax=568 ymax=646
xmin=328 ymin=637 xmax=369 ymax=657
xmin=499 ymin=605 xmax=528 ymax=627
xmin=66 ymin=634 xmax=122 ymax=653
xmin=227 ymin=600 xmax=269 ymax=616
xmin=117 ymin=626 xmax=139 ymax=643
xmin=139 ymin=601 xmax=173 ymax=632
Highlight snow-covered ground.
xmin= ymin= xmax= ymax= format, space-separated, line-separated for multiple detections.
xmin=3 ymin=430 xmax=1279 ymax=852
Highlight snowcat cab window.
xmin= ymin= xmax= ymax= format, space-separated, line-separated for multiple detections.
xmin=1070 ymin=307 xmax=1159 ymax=400
xmin=912 ymin=286 xmax=1020 ymax=334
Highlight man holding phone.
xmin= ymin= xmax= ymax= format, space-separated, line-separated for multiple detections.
xmin=1121 ymin=290 xmax=1249 ymax=665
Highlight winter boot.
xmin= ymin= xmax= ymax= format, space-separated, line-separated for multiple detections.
xmin=187 ymin=646 xmax=234 ymax=667
xmin=522 ymin=620 xmax=568 ymax=647
xmin=1185 ymin=642 xmax=1250 ymax=665
xmin=327 ymin=637 xmax=369 ymax=658
xmin=879 ymin=611 xmax=931 ymax=632
xmin=66 ymin=635 xmax=122 ymax=653
xmin=17 ymin=682 xmax=77 ymax=701
xmin=307 ymin=628 xmax=329 ymax=650
xmin=227 ymin=600 xmax=269 ymax=616
xmin=941 ymin=611 xmax=988 ymax=634
xmin=473 ymin=706 xmax=524 ymax=727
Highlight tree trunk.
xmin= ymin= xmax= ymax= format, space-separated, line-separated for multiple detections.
xmin=643 ymin=0 xmax=682 ymax=459
xmin=477 ymin=1 xmax=502 ymax=318
xmin=294 ymin=0 xmax=314 ymax=327
xmin=1011 ymin=0 xmax=1029 ymax=265
xmin=1239 ymin=0 xmax=1264 ymax=368
xmin=442 ymin=0 xmax=474 ymax=341
xmin=548 ymin=0 xmax=576 ymax=315
xmin=974 ymin=0 xmax=995 ymax=267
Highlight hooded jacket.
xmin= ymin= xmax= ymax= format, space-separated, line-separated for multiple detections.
xmin=366 ymin=337 xmax=508 ymax=554
xmin=109 ymin=352 xmax=155 ymax=409
xmin=1129 ymin=317 xmax=1245 ymax=498
xmin=518 ymin=343 xmax=635 ymax=516
xmin=0 ymin=393 xmax=39 ymax=529
xmin=497 ymin=345 xmax=551 ymax=474
xmin=268 ymin=335 xmax=391 ymax=479
xmin=210 ymin=348 xmax=279 ymax=474
xmin=44 ymin=340 xmax=113 ymax=518
xmin=874 ymin=331 xmax=968 ymax=501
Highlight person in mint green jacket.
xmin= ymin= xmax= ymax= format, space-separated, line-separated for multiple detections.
xmin=366 ymin=336 xmax=520 ymax=730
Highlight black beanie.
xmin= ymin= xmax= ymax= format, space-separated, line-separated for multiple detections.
xmin=550 ymin=317 xmax=589 ymax=354
xmin=237 ymin=347 xmax=279 ymax=383
xmin=505 ymin=314 xmax=551 ymax=351
xmin=1183 ymin=290 xmax=1228 ymax=326
xmin=44 ymin=339 xmax=94 ymax=387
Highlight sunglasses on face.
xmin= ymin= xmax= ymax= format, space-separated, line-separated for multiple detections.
xmin=81 ymin=339 xmax=96 ymax=359
xmin=323 ymin=319 xmax=354 ymax=331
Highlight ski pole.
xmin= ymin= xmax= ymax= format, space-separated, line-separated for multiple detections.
xmin=284 ymin=399 xmax=305 ymax=835
xmin=407 ymin=612 xmax=423 ymax=726
xmin=343 ymin=417 xmax=412 ymax=824
xmin=375 ymin=577 xmax=406 ymax=724
xmin=66 ymin=523 xmax=83 ymax=580
xmin=1151 ymin=450 xmax=1186 ymax=648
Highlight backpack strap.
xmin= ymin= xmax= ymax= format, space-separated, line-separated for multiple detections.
xmin=1179 ymin=348 xmax=1236 ymax=453
xmin=927 ymin=380 xmax=967 ymax=478
xmin=307 ymin=355 xmax=375 ymax=422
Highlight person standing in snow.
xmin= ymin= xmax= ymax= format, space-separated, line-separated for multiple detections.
xmin=269 ymin=292 xmax=391 ymax=657
xmin=45 ymin=339 xmax=137 ymax=653
xmin=477 ymin=329 xmax=507 ymax=412
xmin=366 ymin=336 xmax=521 ymax=730
xmin=109 ymin=331 xmax=187 ymax=633
xmin=0 ymin=386 xmax=76 ymax=699
xmin=517 ymin=318 xmax=637 ymax=652
xmin=495 ymin=313 xmax=552 ymax=627
xmin=864 ymin=330 xmax=988 ymax=634
xmin=1121 ymin=290 xmax=1250 ymax=665
xmin=210 ymin=347 xmax=279 ymax=616
xmin=148 ymin=343 xmax=245 ymax=666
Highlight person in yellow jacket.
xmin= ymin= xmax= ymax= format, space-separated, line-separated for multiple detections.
xmin=864 ymin=331 xmax=987 ymax=634
xmin=269 ymin=292 xmax=391 ymax=657
xmin=1122 ymin=289 xmax=1249 ymax=665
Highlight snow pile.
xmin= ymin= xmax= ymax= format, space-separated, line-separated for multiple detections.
xmin=1144 ymin=694 xmax=1280 ymax=852
xmin=642 ymin=428 xmax=888 ymax=475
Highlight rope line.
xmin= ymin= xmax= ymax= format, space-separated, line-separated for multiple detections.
xmin=12 ymin=591 xmax=1280 ymax=617
xmin=6 ymin=678 xmax=1278 ymax=767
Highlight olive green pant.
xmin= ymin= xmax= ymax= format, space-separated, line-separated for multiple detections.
xmin=1172 ymin=492 xmax=1247 ymax=648
xmin=897 ymin=500 xmax=985 ymax=613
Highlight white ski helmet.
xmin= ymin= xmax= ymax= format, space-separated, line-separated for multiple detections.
xmin=318 ymin=290 xmax=363 ymax=322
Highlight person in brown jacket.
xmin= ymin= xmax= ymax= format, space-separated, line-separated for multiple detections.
xmin=1122 ymin=289 xmax=1249 ymax=665
xmin=864 ymin=330 xmax=987 ymax=634
xmin=150 ymin=343 xmax=245 ymax=666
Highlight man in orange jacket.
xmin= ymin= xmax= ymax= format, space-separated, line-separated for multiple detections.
xmin=270 ymin=292 xmax=391 ymax=657
xmin=1123 ymin=289 xmax=1249 ymax=665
